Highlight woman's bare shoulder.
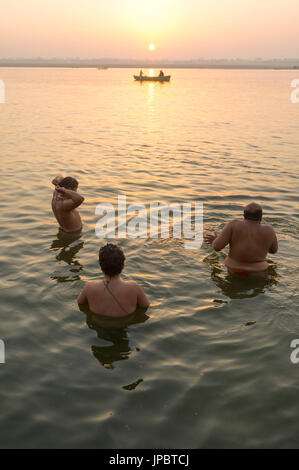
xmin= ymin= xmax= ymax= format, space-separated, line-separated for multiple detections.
xmin=85 ymin=281 xmax=103 ymax=291
xmin=123 ymin=279 xmax=140 ymax=289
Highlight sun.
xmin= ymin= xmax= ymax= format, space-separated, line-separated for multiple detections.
xmin=148 ymin=44 xmax=156 ymax=51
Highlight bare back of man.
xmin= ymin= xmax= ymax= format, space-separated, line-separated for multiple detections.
xmin=204 ymin=203 xmax=278 ymax=274
xmin=78 ymin=278 xmax=149 ymax=317
xmin=51 ymin=175 xmax=84 ymax=233
xmin=223 ymin=219 xmax=277 ymax=272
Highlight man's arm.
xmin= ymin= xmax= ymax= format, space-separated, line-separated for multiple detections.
xmin=52 ymin=174 xmax=64 ymax=186
xmin=77 ymin=285 xmax=89 ymax=305
xmin=204 ymin=222 xmax=233 ymax=251
xmin=56 ymin=186 xmax=85 ymax=211
xmin=268 ymin=228 xmax=278 ymax=254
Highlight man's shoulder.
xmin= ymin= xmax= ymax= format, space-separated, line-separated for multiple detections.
xmin=261 ymin=224 xmax=276 ymax=234
xmin=227 ymin=219 xmax=248 ymax=235
xmin=228 ymin=219 xmax=243 ymax=228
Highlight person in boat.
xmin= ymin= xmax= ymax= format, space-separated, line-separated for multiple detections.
xmin=159 ymin=70 xmax=164 ymax=77
xmin=204 ymin=202 xmax=278 ymax=276
xmin=139 ymin=69 xmax=143 ymax=77
xmin=77 ymin=243 xmax=150 ymax=317
xmin=51 ymin=174 xmax=84 ymax=233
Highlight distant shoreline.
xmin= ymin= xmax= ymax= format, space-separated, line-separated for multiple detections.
xmin=0 ymin=59 xmax=299 ymax=71
xmin=1 ymin=64 xmax=299 ymax=70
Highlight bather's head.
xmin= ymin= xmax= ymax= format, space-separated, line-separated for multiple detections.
xmin=243 ymin=202 xmax=263 ymax=222
xmin=99 ymin=244 xmax=126 ymax=278
xmin=60 ymin=176 xmax=79 ymax=191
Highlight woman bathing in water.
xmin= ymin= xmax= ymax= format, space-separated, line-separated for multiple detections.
xmin=77 ymin=244 xmax=150 ymax=317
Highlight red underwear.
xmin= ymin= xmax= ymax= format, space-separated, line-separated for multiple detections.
xmin=234 ymin=270 xmax=248 ymax=278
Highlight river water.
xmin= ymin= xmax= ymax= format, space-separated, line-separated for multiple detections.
xmin=0 ymin=67 xmax=298 ymax=448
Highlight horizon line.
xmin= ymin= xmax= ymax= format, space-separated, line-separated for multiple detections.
xmin=1 ymin=57 xmax=299 ymax=63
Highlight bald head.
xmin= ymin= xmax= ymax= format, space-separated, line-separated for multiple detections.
xmin=244 ymin=203 xmax=262 ymax=221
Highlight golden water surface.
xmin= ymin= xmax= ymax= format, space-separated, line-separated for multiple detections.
xmin=0 ymin=67 xmax=298 ymax=448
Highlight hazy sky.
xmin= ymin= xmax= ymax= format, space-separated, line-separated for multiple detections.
xmin=1 ymin=0 xmax=299 ymax=59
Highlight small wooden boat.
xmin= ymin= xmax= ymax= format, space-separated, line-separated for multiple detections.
xmin=134 ymin=75 xmax=171 ymax=82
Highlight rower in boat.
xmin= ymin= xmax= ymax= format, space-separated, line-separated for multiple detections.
xmin=133 ymin=69 xmax=171 ymax=82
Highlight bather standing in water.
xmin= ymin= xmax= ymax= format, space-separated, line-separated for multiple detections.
xmin=204 ymin=203 xmax=278 ymax=276
xmin=77 ymin=243 xmax=150 ymax=317
xmin=51 ymin=175 xmax=84 ymax=233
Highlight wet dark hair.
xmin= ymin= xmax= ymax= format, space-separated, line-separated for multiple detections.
xmin=244 ymin=208 xmax=262 ymax=221
xmin=60 ymin=177 xmax=79 ymax=190
xmin=99 ymin=244 xmax=125 ymax=277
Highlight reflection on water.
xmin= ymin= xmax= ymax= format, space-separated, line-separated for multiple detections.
xmin=50 ymin=229 xmax=84 ymax=282
xmin=148 ymin=82 xmax=154 ymax=105
xmin=79 ymin=304 xmax=149 ymax=369
xmin=204 ymin=252 xmax=278 ymax=300
xmin=1 ymin=68 xmax=298 ymax=448
xmin=122 ymin=378 xmax=144 ymax=391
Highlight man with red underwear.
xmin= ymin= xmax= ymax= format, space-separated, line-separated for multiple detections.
xmin=204 ymin=203 xmax=278 ymax=276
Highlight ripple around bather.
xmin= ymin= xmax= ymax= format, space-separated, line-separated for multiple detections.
xmin=0 ymin=67 xmax=298 ymax=448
